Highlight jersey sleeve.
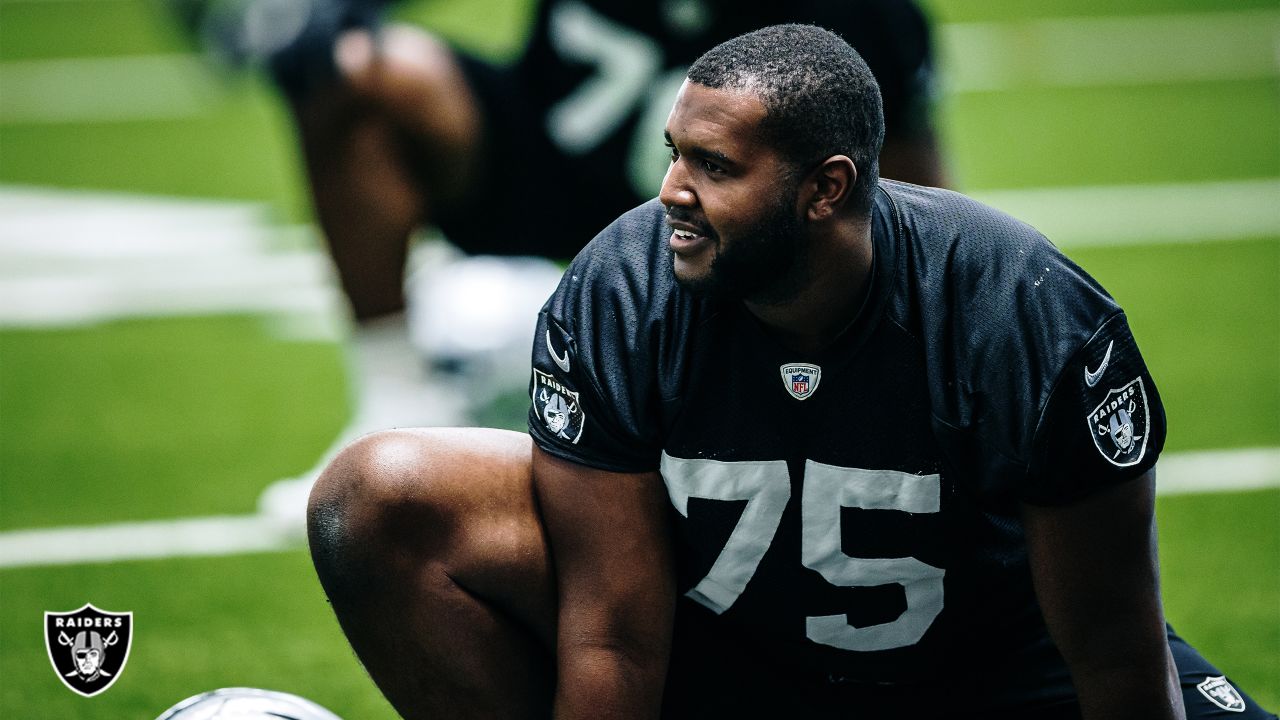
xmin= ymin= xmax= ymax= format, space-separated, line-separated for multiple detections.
xmin=527 ymin=203 xmax=670 ymax=473
xmin=950 ymin=246 xmax=1168 ymax=505
xmin=894 ymin=184 xmax=1167 ymax=505
xmin=949 ymin=236 xmax=1167 ymax=504
xmin=1022 ymin=312 xmax=1166 ymax=504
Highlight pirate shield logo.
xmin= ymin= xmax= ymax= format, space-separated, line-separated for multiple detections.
xmin=1086 ymin=377 xmax=1150 ymax=467
xmin=45 ymin=604 xmax=133 ymax=697
xmin=1197 ymin=676 xmax=1247 ymax=712
xmin=780 ymin=363 xmax=822 ymax=401
xmin=532 ymin=368 xmax=585 ymax=444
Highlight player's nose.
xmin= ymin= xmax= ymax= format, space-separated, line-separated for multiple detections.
xmin=659 ymin=158 xmax=696 ymax=209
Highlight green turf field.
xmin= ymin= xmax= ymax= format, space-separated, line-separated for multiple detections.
xmin=1 ymin=0 xmax=1277 ymax=716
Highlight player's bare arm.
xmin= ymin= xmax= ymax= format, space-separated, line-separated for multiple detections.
xmin=532 ymin=446 xmax=675 ymax=719
xmin=1023 ymin=469 xmax=1186 ymax=720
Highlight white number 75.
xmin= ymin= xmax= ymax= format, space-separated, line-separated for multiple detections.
xmin=660 ymin=454 xmax=946 ymax=652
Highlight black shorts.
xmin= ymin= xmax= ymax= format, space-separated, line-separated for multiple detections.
xmin=1169 ymin=630 xmax=1277 ymax=720
xmin=661 ymin=608 xmax=1275 ymax=719
xmin=437 ymin=0 xmax=938 ymax=261
xmin=434 ymin=52 xmax=584 ymax=258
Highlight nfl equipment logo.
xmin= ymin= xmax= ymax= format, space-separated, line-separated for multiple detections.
xmin=780 ymin=363 xmax=821 ymax=401
xmin=1085 ymin=377 xmax=1150 ymax=467
xmin=1197 ymin=676 xmax=1246 ymax=713
xmin=45 ymin=603 xmax=133 ymax=697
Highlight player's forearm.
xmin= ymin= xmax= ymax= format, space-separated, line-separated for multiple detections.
xmin=1054 ymin=614 xmax=1182 ymax=712
xmin=550 ymin=552 xmax=674 ymax=718
xmin=531 ymin=448 xmax=675 ymax=720
xmin=1022 ymin=472 xmax=1185 ymax=719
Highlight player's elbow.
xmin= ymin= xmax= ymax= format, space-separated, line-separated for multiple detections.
xmin=557 ymin=631 xmax=671 ymax=716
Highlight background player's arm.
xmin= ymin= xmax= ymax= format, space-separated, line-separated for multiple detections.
xmin=532 ymin=445 xmax=675 ymax=719
xmin=1022 ymin=470 xmax=1185 ymax=719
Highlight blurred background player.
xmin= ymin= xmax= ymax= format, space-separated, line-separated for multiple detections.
xmin=185 ymin=0 xmax=949 ymax=519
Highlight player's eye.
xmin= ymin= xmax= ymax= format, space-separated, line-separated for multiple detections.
xmin=700 ymin=158 xmax=724 ymax=174
xmin=665 ymin=142 xmax=679 ymax=162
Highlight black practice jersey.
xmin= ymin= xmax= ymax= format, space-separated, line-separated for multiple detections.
xmin=528 ymin=182 xmax=1166 ymax=706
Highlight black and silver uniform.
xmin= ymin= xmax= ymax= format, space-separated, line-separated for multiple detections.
xmin=528 ymin=182 xmax=1270 ymax=716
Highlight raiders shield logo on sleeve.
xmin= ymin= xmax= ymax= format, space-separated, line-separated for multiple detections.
xmin=45 ymin=603 xmax=133 ymax=697
xmin=532 ymin=368 xmax=585 ymax=444
xmin=1196 ymin=676 xmax=1246 ymax=712
xmin=1086 ymin=377 xmax=1150 ymax=467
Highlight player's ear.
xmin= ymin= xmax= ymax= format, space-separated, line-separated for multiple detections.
xmin=803 ymin=155 xmax=856 ymax=222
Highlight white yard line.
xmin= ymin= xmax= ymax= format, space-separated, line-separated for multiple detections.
xmin=0 ymin=447 xmax=1275 ymax=569
xmin=0 ymin=185 xmax=281 ymax=259
xmin=939 ymin=10 xmax=1280 ymax=93
xmin=0 ymin=516 xmax=300 ymax=569
xmin=0 ymin=186 xmax=346 ymax=334
xmin=970 ymin=178 xmax=1280 ymax=247
xmin=0 ymin=252 xmax=343 ymax=326
xmin=0 ymin=10 xmax=1277 ymax=123
xmin=1154 ymin=447 xmax=1280 ymax=496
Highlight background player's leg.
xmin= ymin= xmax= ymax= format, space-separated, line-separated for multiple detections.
xmin=880 ymin=127 xmax=949 ymax=189
xmin=292 ymin=26 xmax=486 ymax=320
xmin=307 ymin=428 xmax=554 ymax=719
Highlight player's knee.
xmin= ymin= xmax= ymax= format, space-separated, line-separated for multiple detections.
xmin=307 ymin=429 xmax=466 ymax=599
xmin=336 ymin=25 xmax=465 ymax=109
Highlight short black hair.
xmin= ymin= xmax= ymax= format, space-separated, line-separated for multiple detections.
xmin=687 ymin=24 xmax=885 ymax=213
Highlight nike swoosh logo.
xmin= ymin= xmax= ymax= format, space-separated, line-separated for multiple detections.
xmin=1084 ymin=340 xmax=1114 ymax=388
xmin=546 ymin=329 xmax=571 ymax=373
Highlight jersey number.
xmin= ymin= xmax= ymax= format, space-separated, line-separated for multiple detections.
xmin=545 ymin=1 xmax=685 ymax=197
xmin=660 ymin=454 xmax=946 ymax=652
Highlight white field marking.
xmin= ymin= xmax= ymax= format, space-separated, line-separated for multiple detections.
xmin=0 ymin=515 xmax=299 ymax=569
xmin=0 ymin=54 xmax=218 ymax=123
xmin=939 ymin=10 xmax=1280 ymax=93
xmin=1155 ymin=447 xmax=1280 ymax=496
xmin=1 ymin=10 xmax=1278 ymax=124
xmin=0 ymin=252 xmax=344 ymax=327
xmin=970 ymin=178 xmax=1280 ymax=247
xmin=0 ymin=186 xmax=348 ymax=336
xmin=0 ymin=447 xmax=1275 ymax=569
xmin=0 ymin=185 xmax=281 ymax=261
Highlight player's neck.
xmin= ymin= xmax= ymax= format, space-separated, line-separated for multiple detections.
xmin=743 ymin=218 xmax=873 ymax=354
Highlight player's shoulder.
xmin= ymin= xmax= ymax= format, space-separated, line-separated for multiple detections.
xmin=881 ymin=179 xmax=1046 ymax=259
xmin=567 ymin=198 xmax=668 ymax=274
xmin=877 ymin=181 xmax=1153 ymax=495
xmin=548 ymin=198 xmax=671 ymax=311
xmin=542 ymin=198 xmax=693 ymax=371
xmin=881 ymin=179 xmax=1117 ymax=328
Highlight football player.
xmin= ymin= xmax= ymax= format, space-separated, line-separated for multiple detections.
xmin=307 ymin=22 xmax=1273 ymax=720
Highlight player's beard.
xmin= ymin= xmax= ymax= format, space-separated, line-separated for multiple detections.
xmin=672 ymin=186 xmax=809 ymax=304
